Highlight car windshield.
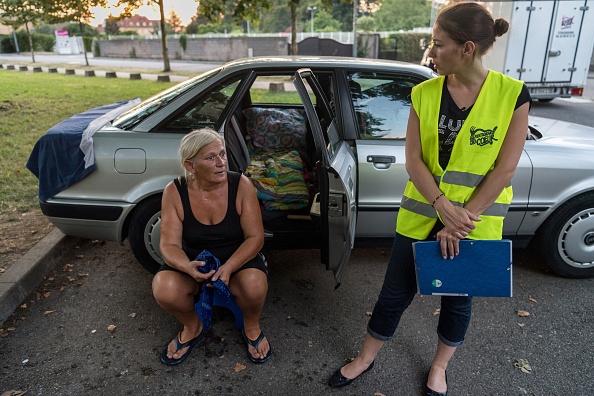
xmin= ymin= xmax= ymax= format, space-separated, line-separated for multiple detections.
xmin=112 ymin=67 xmax=222 ymax=130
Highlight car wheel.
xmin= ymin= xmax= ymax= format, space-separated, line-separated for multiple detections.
xmin=537 ymin=193 xmax=594 ymax=278
xmin=128 ymin=195 xmax=164 ymax=274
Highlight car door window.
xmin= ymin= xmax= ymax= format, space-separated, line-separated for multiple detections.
xmin=161 ymin=77 xmax=242 ymax=132
xmin=249 ymin=75 xmax=316 ymax=105
xmin=347 ymin=72 xmax=418 ymax=139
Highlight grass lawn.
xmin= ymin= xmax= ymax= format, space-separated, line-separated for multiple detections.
xmin=0 ymin=70 xmax=175 ymax=218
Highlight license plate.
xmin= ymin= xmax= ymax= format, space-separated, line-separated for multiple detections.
xmin=530 ymin=88 xmax=556 ymax=95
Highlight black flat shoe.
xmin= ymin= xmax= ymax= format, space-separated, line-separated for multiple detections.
xmin=328 ymin=360 xmax=375 ymax=388
xmin=425 ymin=369 xmax=448 ymax=396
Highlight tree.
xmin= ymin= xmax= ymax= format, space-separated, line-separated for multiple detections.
xmin=34 ymin=22 xmax=55 ymax=35
xmin=331 ymin=0 xmax=381 ymax=31
xmin=62 ymin=22 xmax=100 ymax=37
xmin=167 ymin=7 xmax=183 ymax=33
xmin=314 ymin=8 xmax=341 ymax=32
xmin=375 ymin=0 xmax=431 ymax=32
xmin=357 ymin=15 xmax=376 ymax=32
xmin=0 ymin=0 xmax=46 ymax=62
xmin=185 ymin=15 xmax=210 ymax=35
xmin=199 ymin=0 xmax=274 ymax=44
xmin=43 ymin=0 xmax=107 ymax=66
xmin=104 ymin=15 xmax=120 ymax=36
xmin=199 ymin=0 xmax=271 ymax=24
xmin=117 ymin=0 xmax=172 ymax=72
xmin=259 ymin=4 xmax=291 ymax=33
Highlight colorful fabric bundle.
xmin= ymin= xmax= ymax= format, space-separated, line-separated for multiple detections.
xmin=246 ymin=150 xmax=310 ymax=211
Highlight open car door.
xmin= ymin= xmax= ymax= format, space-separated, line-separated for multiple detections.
xmin=293 ymin=68 xmax=357 ymax=288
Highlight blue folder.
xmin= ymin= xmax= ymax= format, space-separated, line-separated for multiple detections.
xmin=413 ymin=240 xmax=512 ymax=297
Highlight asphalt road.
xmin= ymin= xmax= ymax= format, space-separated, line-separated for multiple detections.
xmin=1 ymin=239 xmax=593 ymax=395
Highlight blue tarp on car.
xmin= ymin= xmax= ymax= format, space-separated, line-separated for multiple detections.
xmin=26 ymin=99 xmax=140 ymax=202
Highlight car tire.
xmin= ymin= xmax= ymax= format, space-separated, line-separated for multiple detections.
xmin=537 ymin=193 xmax=594 ymax=278
xmin=128 ymin=195 xmax=164 ymax=274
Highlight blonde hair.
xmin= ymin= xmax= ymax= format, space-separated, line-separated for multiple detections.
xmin=179 ymin=128 xmax=224 ymax=179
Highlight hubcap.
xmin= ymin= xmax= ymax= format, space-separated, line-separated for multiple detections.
xmin=585 ymin=232 xmax=594 ymax=246
xmin=558 ymin=208 xmax=594 ymax=269
xmin=144 ymin=212 xmax=164 ymax=264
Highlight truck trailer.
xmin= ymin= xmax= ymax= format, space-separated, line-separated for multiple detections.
xmin=482 ymin=0 xmax=594 ymax=101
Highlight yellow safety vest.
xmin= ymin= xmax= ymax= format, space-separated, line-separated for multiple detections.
xmin=397 ymin=71 xmax=523 ymax=240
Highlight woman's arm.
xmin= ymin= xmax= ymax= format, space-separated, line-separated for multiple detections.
xmin=436 ymin=102 xmax=530 ymax=258
xmin=405 ymin=105 xmax=479 ymax=237
xmin=159 ymin=181 xmax=215 ymax=281
xmin=464 ymin=102 xmax=530 ymax=215
xmin=211 ymin=175 xmax=264 ymax=285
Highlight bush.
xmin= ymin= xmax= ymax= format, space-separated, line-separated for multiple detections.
xmin=62 ymin=22 xmax=99 ymax=37
xmin=34 ymin=33 xmax=56 ymax=51
xmin=93 ymin=40 xmax=101 ymax=57
xmin=120 ymin=30 xmax=139 ymax=36
xmin=83 ymin=36 xmax=93 ymax=52
xmin=0 ymin=36 xmax=15 ymax=53
xmin=13 ymin=30 xmax=55 ymax=52
xmin=379 ymin=32 xmax=431 ymax=63
xmin=179 ymin=34 xmax=187 ymax=52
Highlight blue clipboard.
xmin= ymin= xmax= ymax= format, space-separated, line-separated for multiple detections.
xmin=413 ymin=240 xmax=512 ymax=297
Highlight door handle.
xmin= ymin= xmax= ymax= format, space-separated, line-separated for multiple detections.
xmin=367 ymin=155 xmax=395 ymax=163
xmin=548 ymin=50 xmax=561 ymax=57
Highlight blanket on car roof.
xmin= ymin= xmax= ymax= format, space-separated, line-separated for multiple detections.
xmin=26 ymin=99 xmax=140 ymax=202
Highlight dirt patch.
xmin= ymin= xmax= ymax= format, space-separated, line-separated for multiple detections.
xmin=0 ymin=100 xmax=17 ymax=111
xmin=0 ymin=209 xmax=54 ymax=275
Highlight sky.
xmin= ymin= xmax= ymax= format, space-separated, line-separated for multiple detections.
xmin=90 ymin=0 xmax=199 ymax=27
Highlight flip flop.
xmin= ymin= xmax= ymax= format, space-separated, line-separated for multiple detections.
xmin=160 ymin=330 xmax=204 ymax=366
xmin=242 ymin=328 xmax=272 ymax=364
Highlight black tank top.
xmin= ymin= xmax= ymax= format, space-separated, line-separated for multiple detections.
xmin=174 ymin=171 xmax=244 ymax=262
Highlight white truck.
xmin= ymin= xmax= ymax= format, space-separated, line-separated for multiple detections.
xmin=482 ymin=0 xmax=594 ymax=101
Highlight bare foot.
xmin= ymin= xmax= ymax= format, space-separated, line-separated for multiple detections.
xmin=243 ymin=328 xmax=270 ymax=360
xmin=427 ymin=366 xmax=447 ymax=393
xmin=166 ymin=326 xmax=203 ymax=360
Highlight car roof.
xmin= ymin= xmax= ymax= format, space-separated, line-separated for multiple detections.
xmin=219 ymin=55 xmax=436 ymax=77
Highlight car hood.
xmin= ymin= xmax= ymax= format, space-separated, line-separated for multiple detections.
xmin=529 ymin=116 xmax=594 ymax=149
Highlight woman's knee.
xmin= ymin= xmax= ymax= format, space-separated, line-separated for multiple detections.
xmin=152 ymin=271 xmax=195 ymax=305
xmin=231 ymin=269 xmax=268 ymax=300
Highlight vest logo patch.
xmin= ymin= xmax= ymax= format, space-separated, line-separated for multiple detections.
xmin=470 ymin=126 xmax=498 ymax=146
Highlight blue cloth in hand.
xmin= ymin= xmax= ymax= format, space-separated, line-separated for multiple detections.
xmin=196 ymin=250 xmax=232 ymax=329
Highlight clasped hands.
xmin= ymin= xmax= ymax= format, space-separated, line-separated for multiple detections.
xmin=436 ymin=205 xmax=480 ymax=259
xmin=188 ymin=261 xmax=233 ymax=286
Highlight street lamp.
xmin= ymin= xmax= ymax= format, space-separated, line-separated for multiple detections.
xmin=352 ymin=0 xmax=358 ymax=57
xmin=307 ymin=6 xmax=317 ymax=34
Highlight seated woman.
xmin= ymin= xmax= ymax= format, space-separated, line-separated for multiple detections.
xmin=152 ymin=128 xmax=272 ymax=366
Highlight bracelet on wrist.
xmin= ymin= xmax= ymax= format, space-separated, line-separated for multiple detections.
xmin=431 ymin=192 xmax=445 ymax=208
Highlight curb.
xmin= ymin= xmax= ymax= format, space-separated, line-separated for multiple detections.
xmin=0 ymin=228 xmax=78 ymax=325
xmin=0 ymin=64 xmax=190 ymax=83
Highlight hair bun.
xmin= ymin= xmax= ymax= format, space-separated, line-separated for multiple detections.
xmin=494 ymin=18 xmax=509 ymax=37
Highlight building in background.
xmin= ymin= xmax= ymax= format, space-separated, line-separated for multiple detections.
xmin=96 ymin=15 xmax=159 ymax=37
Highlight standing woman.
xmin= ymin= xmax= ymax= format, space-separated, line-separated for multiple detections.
xmin=328 ymin=2 xmax=530 ymax=394
xmin=153 ymin=128 xmax=271 ymax=366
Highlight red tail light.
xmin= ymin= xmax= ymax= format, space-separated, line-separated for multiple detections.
xmin=571 ymin=87 xmax=583 ymax=96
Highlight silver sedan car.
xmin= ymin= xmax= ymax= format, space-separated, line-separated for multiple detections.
xmin=29 ymin=56 xmax=594 ymax=283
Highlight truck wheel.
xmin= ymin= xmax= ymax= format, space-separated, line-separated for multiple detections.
xmin=537 ymin=193 xmax=594 ymax=278
xmin=128 ymin=196 xmax=164 ymax=274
